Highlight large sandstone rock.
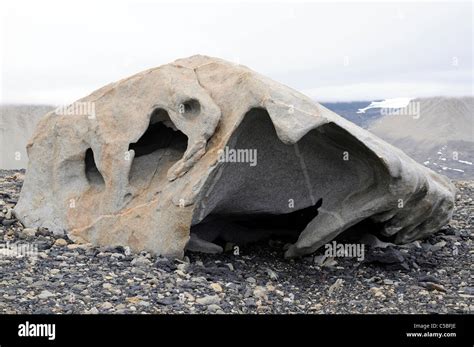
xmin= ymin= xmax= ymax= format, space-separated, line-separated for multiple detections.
xmin=15 ymin=55 xmax=456 ymax=258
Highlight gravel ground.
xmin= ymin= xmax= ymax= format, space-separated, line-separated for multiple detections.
xmin=0 ymin=169 xmax=472 ymax=314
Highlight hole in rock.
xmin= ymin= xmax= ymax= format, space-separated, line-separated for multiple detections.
xmin=190 ymin=198 xmax=323 ymax=248
xmin=85 ymin=148 xmax=105 ymax=186
xmin=187 ymin=106 xmax=390 ymax=256
xmin=331 ymin=217 xmax=386 ymax=244
xmin=187 ymin=108 xmax=334 ymax=254
xmin=180 ymin=99 xmax=200 ymax=116
xmin=128 ymin=108 xmax=188 ymax=184
xmin=129 ymin=109 xmax=188 ymax=158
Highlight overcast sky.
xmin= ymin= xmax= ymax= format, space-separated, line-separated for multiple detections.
xmin=0 ymin=0 xmax=472 ymax=104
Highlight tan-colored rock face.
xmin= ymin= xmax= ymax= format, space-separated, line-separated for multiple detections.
xmin=15 ymin=55 xmax=456 ymax=258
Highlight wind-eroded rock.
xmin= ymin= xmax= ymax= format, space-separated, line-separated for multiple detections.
xmin=15 ymin=55 xmax=456 ymax=258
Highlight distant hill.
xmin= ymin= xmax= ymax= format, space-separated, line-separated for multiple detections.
xmin=369 ymin=97 xmax=474 ymax=179
xmin=0 ymin=104 xmax=54 ymax=169
xmin=321 ymin=101 xmax=384 ymax=128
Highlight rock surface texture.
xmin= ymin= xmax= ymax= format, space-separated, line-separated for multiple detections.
xmin=15 ymin=56 xmax=456 ymax=258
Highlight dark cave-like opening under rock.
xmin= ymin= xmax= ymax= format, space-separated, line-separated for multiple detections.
xmin=188 ymin=198 xmax=323 ymax=253
xmin=129 ymin=109 xmax=188 ymax=158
